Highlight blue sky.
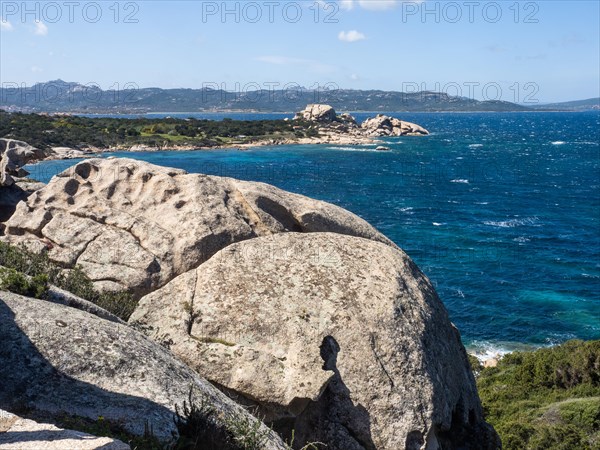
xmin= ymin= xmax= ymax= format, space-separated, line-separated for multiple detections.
xmin=1 ymin=0 xmax=598 ymax=102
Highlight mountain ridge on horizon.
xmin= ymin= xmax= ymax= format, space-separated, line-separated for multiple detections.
xmin=1 ymin=79 xmax=598 ymax=114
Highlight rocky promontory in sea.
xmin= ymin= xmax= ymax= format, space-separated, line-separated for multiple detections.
xmin=0 ymin=105 xmax=428 ymax=159
xmin=0 ymin=156 xmax=498 ymax=449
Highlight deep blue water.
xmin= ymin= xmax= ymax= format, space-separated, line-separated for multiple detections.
xmin=26 ymin=112 xmax=600 ymax=355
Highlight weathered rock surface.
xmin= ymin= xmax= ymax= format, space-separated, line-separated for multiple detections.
xmin=0 ymin=181 xmax=45 ymax=232
xmin=130 ymin=232 xmax=499 ymax=450
xmin=293 ymin=105 xmax=429 ymax=141
xmin=0 ymin=139 xmax=47 ymax=187
xmin=361 ymin=114 xmax=429 ymax=137
xmin=0 ymin=139 xmax=47 ymax=232
xmin=0 ymin=409 xmax=130 ymax=450
xmin=46 ymin=285 xmax=125 ymax=324
xmin=0 ymin=291 xmax=287 ymax=448
xmin=295 ymin=104 xmax=338 ymax=123
xmin=1 ymin=158 xmax=394 ymax=297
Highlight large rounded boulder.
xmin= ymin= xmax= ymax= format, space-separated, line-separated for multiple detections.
xmin=0 ymin=291 xmax=287 ymax=449
xmin=129 ymin=232 xmax=499 ymax=449
xmin=1 ymin=157 xmax=394 ymax=297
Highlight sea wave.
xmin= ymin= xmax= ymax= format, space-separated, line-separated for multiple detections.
xmin=551 ymin=141 xmax=566 ymax=145
xmin=513 ymin=236 xmax=531 ymax=243
xmin=469 ymin=144 xmax=484 ymax=148
xmin=466 ymin=340 xmax=540 ymax=363
xmin=325 ymin=146 xmax=380 ymax=152
xmin=450 ymin=179 xmax=470 ymax=184
xmin=484 ymin=217 xmax=539 ymax=228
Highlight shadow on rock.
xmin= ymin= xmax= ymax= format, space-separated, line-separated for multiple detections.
xmin=279 ymin=336 xmax=376 ymax=450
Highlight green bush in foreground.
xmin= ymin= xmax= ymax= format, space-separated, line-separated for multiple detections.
xmin=0 ymin=267 xmax=49 ymax=299
xmin=475 ymin=340 xmax=600 ymax=450
xmin=0 ymin=241 xmax=137 ymax=320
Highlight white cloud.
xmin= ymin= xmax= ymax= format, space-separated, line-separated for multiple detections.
xmin=31 ymin=66 xmax=43 ymax=73
xmin=358 ymin=0 xmax=400 ymax=10
xmin=255 ymin=55 xmax=336 ymax=74
xmin=34 ymin=21 xmax=48 ymax=36
xmin=340 ymin=0 xmax=423 ymax=11
xmin=0 ymin=18 xmax=14 ymax=31
xmin=338 ymin=30 xmax=366 ymax=42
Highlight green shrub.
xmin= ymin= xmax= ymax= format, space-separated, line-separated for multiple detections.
xmin=0 ymin=242 xmax=136 ymax=320
xmin=0 ymin=267 xmax=49 ymax=298
xmin=476 ymin=340 xmax=600 ymax=450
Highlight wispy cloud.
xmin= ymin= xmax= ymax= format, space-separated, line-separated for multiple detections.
xmin=31 ymin=66 xmax=43 ymax=73
xmin=338 ymin=30 xmax=366 ymax=42
xmin=255 ymin=56 xmax=336 ymax=74
xmin=340 ymin=0 xmax=423 ymax=11
xmin=516 ymin=54 xmax=547 ymax=61
xmin=548 ymin=34 xmax=585 ymax=48
xmin=34 ymin=21 xmax=48 ymax=36
xmin=483 ymin=45 xmax=508 ymax=54
xmin=1 ymin=17 xmax=14 ymax=31
xmin=339 ymin=0 xmax=355 ymax=10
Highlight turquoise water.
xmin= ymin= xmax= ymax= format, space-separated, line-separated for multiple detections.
xmin=26 ymin=112 xmax=600 ymax=353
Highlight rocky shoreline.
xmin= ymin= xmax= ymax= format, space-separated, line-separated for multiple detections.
xmin=39 ymin=104 xmax=429 ymax=162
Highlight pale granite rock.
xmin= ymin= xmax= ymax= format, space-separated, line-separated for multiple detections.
xmin=0 ymin=291 xmax=287 ymax=448
xmin=1 ymin=158 xmax=395 ymax=297
xmin=130 ymin=232 xmax=499 ymax=450
xmin=0 ymin=409 xmax=130 ymax=450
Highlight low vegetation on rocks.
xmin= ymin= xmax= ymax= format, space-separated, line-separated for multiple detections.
xmin=0 ymin=110 xmax=316 ymax=150
xmin=0 ymin=241 xmax=137 ymax=320
xmin=0 ymin=266 xmax=48 ymax=298
xmin=473 ymin=340 xmax=600 ymax=449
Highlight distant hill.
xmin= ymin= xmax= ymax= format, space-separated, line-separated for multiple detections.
xmin=0 ymin=79 xmax=533 ymax=114
xmin=532 ymin=98 xmax=600 ymax=112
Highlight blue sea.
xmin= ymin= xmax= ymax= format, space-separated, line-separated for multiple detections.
xmin=26 ymin=112 xmax=600 ymax=356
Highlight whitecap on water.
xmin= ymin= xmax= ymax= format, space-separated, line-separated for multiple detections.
xmin=450 ymin=179 xmax=470 ymax=184
xmin=483 ymin=217 xmax=539 ymax=228
xmin=432 ymin=222 xmax=444 ymax=226
xmin=325 ymin=146 xmax=380 ymax=152
xmin=551 ymin=141 xmax=566 ymax=145
xmin=468 ymin=144 xmax=484 ymax=148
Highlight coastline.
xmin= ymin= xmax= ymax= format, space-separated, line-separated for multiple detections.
xmin=42 ymin=131 xmax=384 ymax=162
xmin=465 ymin=341 xmax=543 ymax=368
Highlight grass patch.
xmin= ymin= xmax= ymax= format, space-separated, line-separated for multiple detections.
xmin=475 ymin=340 xmax=600 ymax=449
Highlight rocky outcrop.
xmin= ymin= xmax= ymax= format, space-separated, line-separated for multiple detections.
xmin=0 ymin=139 xmax=47 ymax=187
xmin=0 ymin=409 xmax=130 ymax=450
xmin=1 ymin=158 xmax=394 ymax=297
xmin=295 ymin=104 xmax=337 ymax=123
xmin=46 ymin=285 xmax=125 ymax=324
xmin=130 ymin=232 xmax=500 ymax=450
xmin=0 ymin=291 xmax=287 ymax=448
xmin=0 ymin=140 xmax=47 ymax=232
xmin=361 ymin=115 xmax=429 ymax=137
xmin=0 ymin=180 xmax=45 ymax=234
xmin=293 ymin=105 xmax=429 ymax=141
